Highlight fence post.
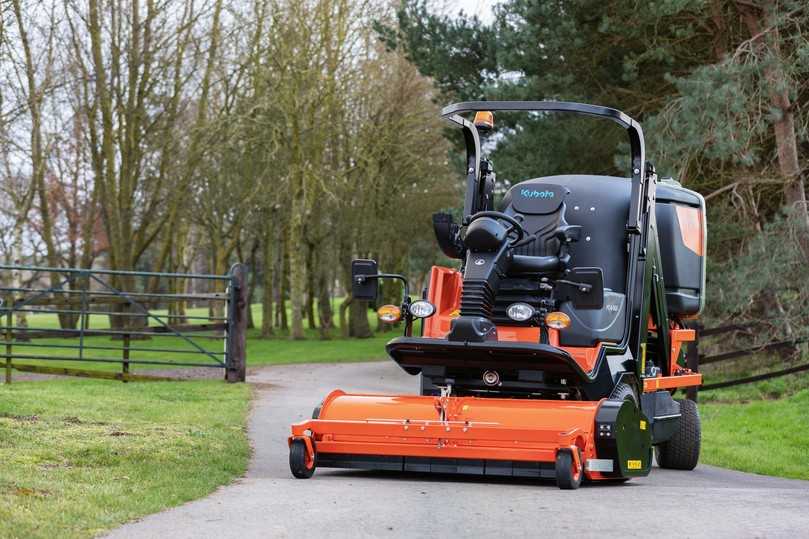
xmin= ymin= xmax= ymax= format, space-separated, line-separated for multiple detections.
xmin=5 ymin=306 xmax=12 ymax=384
xmin=122 ymin=333 xmax=130 ymax=383
xmin=225 ymin=264 xmax=247 ymax=383
xmin=685 ymin=322 xmax=700 ymax=402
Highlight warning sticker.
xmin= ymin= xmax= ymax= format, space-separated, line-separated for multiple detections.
xmin=640 ymin=420 xmax=647 ymax=430
xmin=627 ymin=460 xmax=642 ymax=470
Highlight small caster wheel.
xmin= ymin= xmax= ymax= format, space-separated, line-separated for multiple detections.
xmin=289 ymin=438 xmax=316 ymax=479
xmin=555 ymin=448 xmax=582 ymax=490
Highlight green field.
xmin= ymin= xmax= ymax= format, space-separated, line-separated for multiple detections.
xmin=700 ymin=387 xmax=809 ymax=480
xmin=694 ymin=348 xmax=809 ymax=479
xmin=0 ymin=379 xmax=250 ymax=539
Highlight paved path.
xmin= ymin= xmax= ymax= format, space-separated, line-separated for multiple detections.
xmin=108 ymin=361 xmax=809 ymax=539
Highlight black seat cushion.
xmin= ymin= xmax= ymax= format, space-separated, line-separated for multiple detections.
xmin=499 ymin=183 xmax=571 ymax=259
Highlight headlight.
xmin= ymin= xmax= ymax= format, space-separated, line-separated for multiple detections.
xmin=506 ymin=302 xmax=535 ymax=322
xmin=409 ymin=300 xmax=436 ymax=318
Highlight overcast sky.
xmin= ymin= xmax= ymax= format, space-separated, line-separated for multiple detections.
xmin=447 ymin=0 xmax=497 ymax=23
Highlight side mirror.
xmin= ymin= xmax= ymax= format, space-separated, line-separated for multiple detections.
xmin=351 ymin=259 xmax=379 ymax=302
xmin=556 ymin=267 xmax=604 ymax=310
xmin=432 ymin=213 xmax=464 ymax=259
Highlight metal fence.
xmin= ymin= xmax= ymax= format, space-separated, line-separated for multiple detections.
xmin=0 ymin=263 xmax=247 ymax=383
xmin=692 ymin=322 xmax=809 ymax=393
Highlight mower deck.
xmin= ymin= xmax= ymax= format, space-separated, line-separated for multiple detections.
xmin=289 ymin=389 xmax=653 ymax=486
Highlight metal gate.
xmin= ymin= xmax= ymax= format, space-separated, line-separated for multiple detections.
xmin=0 ymin=263 xmax=247 ymax=383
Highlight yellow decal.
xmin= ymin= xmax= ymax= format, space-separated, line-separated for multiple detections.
xmin=449 ymin=309 xmax=461 ymax=319
xmin=627 ymin=460 xmax=642 ymax=470
xmin=640 ymin=420 xmax=647 ymax=430
xmin=640 ymin=343 xmax=647 ymax=374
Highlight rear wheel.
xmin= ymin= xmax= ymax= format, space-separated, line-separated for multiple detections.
xmin=656 ymin=398 xmax=700 ymax=470
xmin=289 ymin=439 xmax=317 ymax=479
xmin=555 ymin=448 xmax=582 ymax=490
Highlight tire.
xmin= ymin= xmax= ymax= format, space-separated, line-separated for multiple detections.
xmin=555 ymin=448 xmax=583 ymax=490
xmin=289 ymin=439 xmax=317 ymax=479
xmin=609 ymin=381 xmax=638 ymax=405
xmin=656 ymin=398 xmax=700 ymax=470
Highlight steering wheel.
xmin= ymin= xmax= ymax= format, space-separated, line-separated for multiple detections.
xmin=467 ymin=211 xmax=528 ymax=245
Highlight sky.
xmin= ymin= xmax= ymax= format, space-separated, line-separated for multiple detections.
xmin=447 ymin=0 xmax=497 ymax=23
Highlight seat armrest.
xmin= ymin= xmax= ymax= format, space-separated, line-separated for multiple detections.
xmin=511 ymin=254 xmax=563 ymax=273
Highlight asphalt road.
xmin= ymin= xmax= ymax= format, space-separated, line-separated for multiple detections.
xmin=108 ymin=361 xmax=809 ymax=539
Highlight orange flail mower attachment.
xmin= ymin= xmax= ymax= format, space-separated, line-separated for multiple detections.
xmin=290 ymin=389 xmax=605 ymax=476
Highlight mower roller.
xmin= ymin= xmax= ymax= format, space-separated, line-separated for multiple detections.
xmin=289 ymin=101 xmax=706 ymax=489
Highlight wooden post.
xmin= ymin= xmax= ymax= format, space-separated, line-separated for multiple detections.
xmin=225 ymin=264 xmax=247 ymax=383
xmin=685 ymin=322 xmax=700 ymax=402
xmin=122 ymin=333 xmax=130 ymax=383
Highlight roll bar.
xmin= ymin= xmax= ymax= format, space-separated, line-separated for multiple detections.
xmin=441 ymin=101 xmax=648 ymax=234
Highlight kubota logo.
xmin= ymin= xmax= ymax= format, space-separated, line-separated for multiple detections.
xmin=520 ymin=188 xmax=554 ymax=199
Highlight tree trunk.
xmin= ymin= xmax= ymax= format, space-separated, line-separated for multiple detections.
xmin=288 ymin=199 xmax=306 ymax=339
xmin=317 ymin=264 xmax=333 ymax=340
xmin=349 ymin=297 xmax=372 ymax=338
xmin=277 ymin=242 xmax=289 ymax=331
xmin=245 ymin=240 xmax=259 ymax=330
xmin=305 ymin=244 xmax=317 ymax=329
xmin=339 ymin=296 xmax=351 ymax=337
xmin=739 ymin=3 xmax=809 ymax=259
xmin=261 ymin=222 xmax=274 ymax=337
xmin=10 ymin=230 xmax=29 ymax=340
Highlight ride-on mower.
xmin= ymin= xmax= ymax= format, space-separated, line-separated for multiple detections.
xmin=289 ymin=101 xmax=706 ymax=489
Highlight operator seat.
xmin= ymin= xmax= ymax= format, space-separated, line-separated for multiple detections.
xmin=498 ymin=183 xmax=572 ymax=262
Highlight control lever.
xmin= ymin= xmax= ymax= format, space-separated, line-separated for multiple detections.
xmin=556 ymin=279 xmax=592 ymax=294
xmin=554 ymin=225 xmax=582 ymax=243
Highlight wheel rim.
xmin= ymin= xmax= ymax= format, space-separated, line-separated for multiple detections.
xmin=303 ymin=444 xmax=314 ymax=470
xmin=571 ymin=449 xmax=582 ymax=482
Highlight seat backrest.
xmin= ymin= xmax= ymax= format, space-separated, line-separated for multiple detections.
xmin=496 ymin=175 xmax=632 ymax=347
xmin=519 ymin=175 xmax=631 ymax=293
xmin=499 ymin=183 xmax=570 ymax=259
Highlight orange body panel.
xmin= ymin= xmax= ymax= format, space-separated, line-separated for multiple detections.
xmin=424 ymin=266 xmax=602 ymax=374
xmin=669 ymin=328 xmax=696 ymax=373
xmin=562 ymin=343 xmax=603 ymax=374
xmin=675 ymin=205 xmax=705 ymax=256
xmin=642 ymin=373 xmax=702 ymax=392
xmin=290 ymin=389 xmax=604 ymax=477
xmin=422 ymin=266 xmax=463 ymax=338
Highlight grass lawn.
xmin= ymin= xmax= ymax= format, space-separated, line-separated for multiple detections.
xmin=700 ymin=388 xmax=809 ymax=480
xmin=0 ymin=379 xmax=250 ymax=539
xmin=696 ymin=358 xmax=809 ymax=481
